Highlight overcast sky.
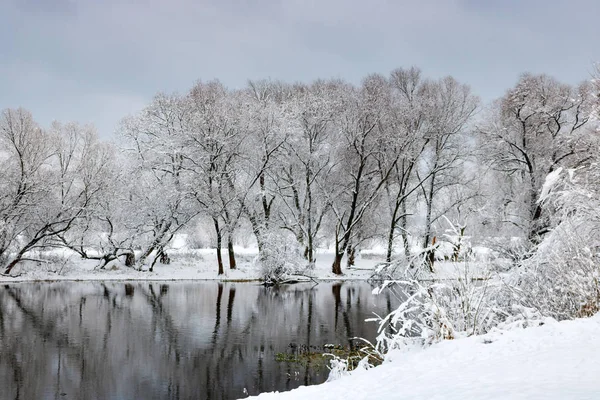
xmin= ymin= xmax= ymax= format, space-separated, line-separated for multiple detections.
xmin=1 ymin=0 xmax=598 ymax=138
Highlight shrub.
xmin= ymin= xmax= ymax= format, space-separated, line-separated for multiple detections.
xmin=256 ymin=231 xmax=305 ymax=284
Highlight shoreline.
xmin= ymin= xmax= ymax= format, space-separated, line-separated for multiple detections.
xmin=0 ymin=275 xmax=374 ymax=284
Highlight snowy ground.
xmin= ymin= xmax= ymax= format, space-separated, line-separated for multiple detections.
xmin=0 ymin=248 xmax=383 ymax=282
xmin=254 ymin=313 xmax=600 ymax=399
xmin=0 ymin=244 xmax=494 ymax=283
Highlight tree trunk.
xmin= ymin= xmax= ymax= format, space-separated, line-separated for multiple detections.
xmin=330 ymin=158 xmax=366 ymax=275
xmin=137 ymin=221 xmax=172 ymax=270
xmin=149 ymin=250 xmax=161 ymax=272
xmin=307 ymin=233 xmax=314 ymax=264
xmin=347 ymin=245 xmax=356 ymax=268
xmin=331 ymin=223 xmax=353 ymax=274
xmin=3 ymin=242 xmax=34 ymax=274
xmin=452 ymin=226 xmax=466 ymax=262
xmin=137 ymin=246 xmax=154 ymax=271
xmin=386 ymin=203 xmax=401 ymax=263
xmin=528 ymin=186 xmax=545 ymax=244
xmin=159 ymin=250 xmax=171 ymax=264
xmin=3 ymin=232 xmax=48 ymax=274
xmin=227 ymin=238 xmax=236 ymax=270
xmin=213 ymin=218 xmax=224 ymax=275
xmin=305 ymin=166 xmax=315 ymax=264
xmin=423 ymin=207 xmax=433 ymax=252
xmin=422 ymin=166 xmax=437 ymax=251
xmin=124 ymin=252 xmax=136 ymax=267
xmin=150 ymin=247 xmax=171 ymax=272
xmin=331 ymin=230 xmax=344 ymax=275
xmin=3 ymin=257 xmax=20 ymax=275
xmin=332 ymin=251 xmax=343 ymax=275
xmin=396 ymin=197 xmax=409 ymax=253
xmin=426 ymin=236 xmax=436 ymax=273
xmin=99 ymin=254 xmax=117 ymax=269
xmin=246 ymin=212 xmax=264 ymax=253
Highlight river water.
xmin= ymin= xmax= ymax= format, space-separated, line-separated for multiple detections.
xmin=0 ymin=281 xmax=398 ymax=400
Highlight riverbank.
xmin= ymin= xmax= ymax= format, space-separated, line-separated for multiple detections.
xmin=0 ymin=248 xmax=380 ymax=282
xmin=0 ymin=247 xmax=494 ymax=283
xmin=254 ymin=313 xmax=600 ymax=399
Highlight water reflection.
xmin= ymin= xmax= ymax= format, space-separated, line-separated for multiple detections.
xmin=0 ymin=281 xmax=398 ymax=400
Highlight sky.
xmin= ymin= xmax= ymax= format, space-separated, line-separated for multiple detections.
xmin=1 ymin=0 xmax=598 ymax=138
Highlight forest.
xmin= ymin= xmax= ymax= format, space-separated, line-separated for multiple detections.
xmin=1 ymin=65 xmax=599 ymax=291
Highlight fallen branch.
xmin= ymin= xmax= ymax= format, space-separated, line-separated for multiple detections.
xmin=263 ymin=274 xmax=320 ymax=286
xmin=0 ymin=272 xmax=24 ymax=278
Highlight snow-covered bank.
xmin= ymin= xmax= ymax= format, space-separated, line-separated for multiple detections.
xmin=254 ymin=314 xmax=600 ymax=399
xmin=0 ymin=249 xmax=388 ymax=282
xmin=0 ymin=245 xmax=493 ymax=283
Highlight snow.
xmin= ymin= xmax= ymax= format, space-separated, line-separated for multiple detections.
xmin=3 ymin=242 xmax=596 ymax=399
xmin=0 ymin=248 xmax=385 ymax=282
xmin=538 ymin=167 xmax=563 ymax=204
xmin=254 ymin=313 xmax=600 ymax=399
xmin=0 ymin=247 xmax=492 ymax=283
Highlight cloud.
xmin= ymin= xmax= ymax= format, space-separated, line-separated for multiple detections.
xmin=0 ymin=58 xmax=147 ymax=138
xmin=15 ymin=0 xmax=77 ymax=15
xmin=1 ymin=0 xmax=599 ymax=134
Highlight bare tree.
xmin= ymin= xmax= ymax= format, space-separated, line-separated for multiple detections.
xmin=237 ymin=80 xmax=293 ymax=253
xmin=381 ymin=68 xmax=435 ymax=263
xmin=274 ymin=80 xmax=342 ymax=264
xmin=0 ymin=108 xmax=54 ymax=272
xmin=120 ymin=94 xmax=199 ymax=271
xmin=57 ymin=147 xmax=137 ymax=269
xmin=478 ymin=74 xmax=594 ymax=244
xmin=417 ymin=76 xmax=479 ymax=266
xmin=184 ymin=80 xmax=245 ymax=274
xmin=327 ymin=75 xmax=398 ymax=275
xmin=1 ymin=110 xmax=113 ymax=274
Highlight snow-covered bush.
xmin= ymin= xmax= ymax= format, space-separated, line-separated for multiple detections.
xmin=370 ymin=244 xmax=443 ymax=280
xmin=437 ymin=270 xmax=503 ymax=335
xmin=373 ymin=163 xmax=600 ymax=356
xmin=371 ymin=273 xmax=503 ymax=355
xmin=509 ymin=165 xmax=600 ymax=320
xmin=371 ymin=280 xmax=455 ymax=352
xmin=510 ymin=224 xmax=600 ymax=320
xmin=169 ymin=250 xmax=205 ymax=265
xmin=184 ymin=232 xmax=208 ymax=250
xmin=326 ymin=357 xmax=351 ymax=381
xmin=325 ymin=353 xmax=374 ymax=382
xmin=484 ymin=236 xmax=531 ymax=265
xmin=256 ymin=231 xmax=306 ymax=284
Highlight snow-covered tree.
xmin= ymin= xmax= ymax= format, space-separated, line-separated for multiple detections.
xmin=327 ymin=75 xmax=398 ymax=275
xmin=184 ymin=80 xmax=245 ymax=274
xmin=1 ymin=110 xmax=113 ymax=274
xmin=0 ymin=108 xmax=54 ymax=272
xmin=120 ymin=94 xmax=199 ymax=270
xmin=57 ymin=148 xmax=139 ymax=269
xmin=274 ymin=80 xmax=342 ymax=264
xmin=415 ymin=76 xmax=479 ymax=268
xmin=237 ymin=80 xmax=295 ymax=253
xmin=478 ymin=74 xmax=595 ymax=244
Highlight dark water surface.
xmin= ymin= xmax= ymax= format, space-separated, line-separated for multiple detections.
xmin=0 ymin=281 xmax=398 ymax=400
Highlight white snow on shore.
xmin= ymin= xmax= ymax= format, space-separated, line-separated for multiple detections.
xmin=254 ymin=313 xmax=600 ymax=399
xmin=0 ymin=247 xmax=492 ymax=283
xmin=0 ymin=248 xmax=384 ymax=282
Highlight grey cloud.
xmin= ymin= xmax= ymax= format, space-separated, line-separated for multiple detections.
xmin=1 ymin=0 xmax=599 ymax=137
xmin=15 ymin=0 xmax=77 ymax=15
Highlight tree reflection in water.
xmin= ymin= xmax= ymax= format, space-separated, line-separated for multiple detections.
xmin=0 ymin=281 xmax=397 ymax=400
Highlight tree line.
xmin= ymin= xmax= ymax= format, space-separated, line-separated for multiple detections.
xmin=1 ymin=66 xmax=598 ymax=277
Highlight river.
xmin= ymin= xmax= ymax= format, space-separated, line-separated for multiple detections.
xmin=0 ymin=281 xmax=398 ymax=400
